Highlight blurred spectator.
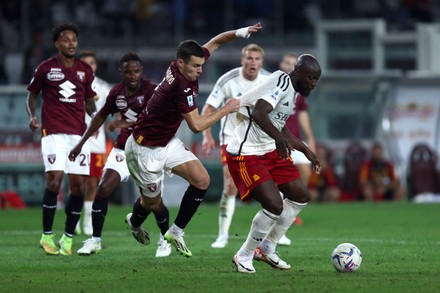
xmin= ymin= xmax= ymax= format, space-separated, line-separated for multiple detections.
xmin=308 ymin=143 xmax=341 ymax=202
xmin=22 ymin=28 xmax=53 ymax=84
xmin=359 ymin=142 xmax=405 ymax=201
xmin=0 ymin=9 xmax=19 ymax=54
xmin=340 ymin=140 xmax=366 ymax=201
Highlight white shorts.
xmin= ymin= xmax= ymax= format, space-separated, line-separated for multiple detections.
xmin=290 ymin=141 xmax=311 ymax=165
xmin=41 ymin=134 xmax=90 ymax=175
xmin=103 ymin=147 xmax=130 ymax=182
xmin=125 ymin=135 xmax=198 ymax=197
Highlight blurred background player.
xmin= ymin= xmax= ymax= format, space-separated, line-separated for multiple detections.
xmin=307 ymin=143 xmax=341 ymax=202
xmin=201 ymin=43 xmax=270 ymax=249
xmin=277 ymin=53 xmax=317 ymax=245
xmin=359 ymin=142 xmax=405 ymax=201
xmin=69 ymin=52 xmax=172 ymax=257
xmin=75 ymin=50 xmax=112 ymax=236
xmin=26 ymin=23 xmax=97 ymax=256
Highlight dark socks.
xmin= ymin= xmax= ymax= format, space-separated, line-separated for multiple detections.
xmin=64 ymin=194 xmax=84 ymax=236
xmin=154 ymin=204 xmax=169 ymax=236
xmin=42 ymin=188 xmax=58 ymax=233
xmin=130 ymin=197 xmax=150 ymax=228
xmin=92 ymin=197 xmax=108 ymax=238
xmin=175 ymin=185 xmax=206 ymax=229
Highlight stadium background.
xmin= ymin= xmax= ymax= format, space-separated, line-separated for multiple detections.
xmin=1 ymin=0 xmax=439 ymax=206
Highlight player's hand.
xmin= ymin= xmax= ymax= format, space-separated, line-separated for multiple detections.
xmin=274 ymin=136 xmax=292 ymax=159
xmin=202 ymin=135 xmax=216 ymax=156
xmin=309 ymin=153 xmax=323 ymax=175
xmin=224 ymin=98 xmax=240 ymax=113
xmin=29 ymin=117 xmax=39 ymax=132
xmin=248 ymin=22 xmax=263 ymax=35
xmin=68 ymin=144 xmax=82 ymax=162
xmin=109 ymin=119 xmax=133 ymax=131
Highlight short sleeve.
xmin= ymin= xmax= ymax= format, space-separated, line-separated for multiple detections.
xmin=27 ymin=64 xmax=45 ymax=94
xmin=205 ymin=84 xmax=223 ymax=109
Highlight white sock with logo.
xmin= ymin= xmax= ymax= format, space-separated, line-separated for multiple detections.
xmin=237 ymin=209 xmax=280 ymax=258
xmin=260 ymin=199 xmax=307 ymax=254
xmin=217 ymin=193 xmax=236 ymax=239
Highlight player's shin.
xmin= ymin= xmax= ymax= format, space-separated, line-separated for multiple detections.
xmin=218 ymin=192 xmax=236 ymax=236
xmin=238 ymin=209 xmax=279 ymax=257
xmin=261 ymin=199 xmax=307 ymax=253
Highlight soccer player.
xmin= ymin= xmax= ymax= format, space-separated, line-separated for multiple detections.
xmin=125 ymin=22 xmax=262 ymax=258
xmin=26 ymin=23 xmax=97 ymax=256
xmin=277 ymin=53 xmax=317 ymax=245
xmin=77 ymin=50 xmax=112 ymax=236
xmin=69 ymin=52 xmax=172 ymax=257
xmin=201 ymin=43 xmax=270 ymax=249
xmin=227 ymin=54 xmax=322 ymax=273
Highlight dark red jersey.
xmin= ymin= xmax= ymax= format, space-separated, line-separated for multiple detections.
xmin=285 ymin=94 xmax=308 ymax=138
xmin=133 ymin=48 xmax=210 ymax=147
xmin=100 ymin=79 xmax=156 ymax=150
xmin=27 ymin=56 xmax=96 ymax=136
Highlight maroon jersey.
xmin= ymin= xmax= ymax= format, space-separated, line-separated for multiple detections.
xmin=133 ymin=48 xmax=210 ymax=147
xmin=285 ymin=94 xmax=307 ymax=138
xmin=100 ymin=79 xmax=156 ymax=150
xmin=27 ymin=56 xmax=96 ymax=136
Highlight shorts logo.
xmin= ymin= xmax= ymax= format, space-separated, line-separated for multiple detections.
xmin=187 ymin=95 xmax=194 ymax=107
xmin=116 ymin=154 xmax=124 ymax=162
xmin=253 ymin=174 xmax=260 ymax=182
xmin=147 ymin=183 xmax=157 ymax=193
xmin=48 ymin=154 xmax=56 ymax=164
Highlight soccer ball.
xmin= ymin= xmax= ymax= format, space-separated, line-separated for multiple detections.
xmin=331 ymin=243 xmax=362 ymax=272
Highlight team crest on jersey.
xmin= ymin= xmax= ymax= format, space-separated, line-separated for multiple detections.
xmin=116 ymin=96 xmax=127 ymax=109
xmin=271 ymin=88 xmax=281 ymax=100
xmin=136 ymin=96 xmax=144 ymax=105
xmin=147 ymin=183 xmax=157 ymax=193
xmin=48 ymin=154 xmax=56 ymax=164
xmin=187 ymin=95 xmax=194 ymax=107
xmin=77 ymin=71 xmax=85 ymax=82
xmin=116 ymin=154 xmax=124 ymax=162
xmin=47 ymin=71 xmax=65 ymax=81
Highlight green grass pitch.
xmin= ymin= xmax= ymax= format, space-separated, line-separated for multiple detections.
xmin=1 ymin=202 xmax=439 ymax=293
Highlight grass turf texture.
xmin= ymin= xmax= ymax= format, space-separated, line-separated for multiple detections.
xmin=1 ymin=202 xmax=439 ymax=293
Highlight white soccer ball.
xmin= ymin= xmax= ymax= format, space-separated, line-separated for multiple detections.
xmin=331 ymin=243 xmax=362 ymax=272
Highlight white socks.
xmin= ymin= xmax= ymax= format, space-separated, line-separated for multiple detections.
xmin=237 ymin=209 xmax=280 ymax=258
xmin=83 ymin=201 xmax=93 ymax=227
xmin=260 ymin=199 xmax=307 ymax=254
xmin=217 ymin=193 xmax=236 ymax=239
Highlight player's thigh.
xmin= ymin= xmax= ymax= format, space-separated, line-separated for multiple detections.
xmin=222 ymin=163 xmax=237 ymax=193
xmin=104 ymin=147 xmax=130 ymax=182
xmin=278 ymin=179 xmax=310 ymax=203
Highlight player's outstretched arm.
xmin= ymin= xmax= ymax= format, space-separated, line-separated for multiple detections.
xmin=183 ymin=99 xmax=240 ymax=133
xmin=68 ymin=109 xmax=107 ymax=161
xmin=203 ymin=22 xmax=262 ymax=54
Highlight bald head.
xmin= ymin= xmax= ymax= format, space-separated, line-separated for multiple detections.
xmin=290 ymin=54 xmax=321 ymax=97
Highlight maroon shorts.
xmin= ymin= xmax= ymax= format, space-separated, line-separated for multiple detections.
xmin=227 ymin=149 xmax=301 ymax=202
xmin=89 ymin=153 xmax=106 ymax=178
xmin=221 ymin=145 xmax=229 ymax=166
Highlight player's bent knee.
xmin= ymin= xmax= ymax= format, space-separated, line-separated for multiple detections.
xmin=193 ymin=173 xmax=210 ymax=190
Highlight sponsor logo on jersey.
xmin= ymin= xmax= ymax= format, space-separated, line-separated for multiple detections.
xmin=147 ymin=183 xmax=157 ymax=193
xmin=271 ymin=88 xmax=281 ymax=100
xmin=116 ymin=96 xmax=127 ymax=109
xmin=48 ymin=154 xmax=56 ymax=164
xmin=187 ymin=95 xmax=194 ymax=107
xmin=59 ymin=80 xmax=76 ymax=102
xmin=47 ymin=71 xmax=65 ymax=81
xmin=136 ymin=96 xmax=144 ymax=105
xmin=77 ymin=71 xmax=85 ymax=82
xmin=50 ymin=68 xmax=62 ymax=72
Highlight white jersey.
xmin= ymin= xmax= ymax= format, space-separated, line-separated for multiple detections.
xmin=205 ymin=67 xmax=270 ymax=145
xmin=86 ymin=76 xmax=112 ymax=154
xmin=227 ymin=70 xmax=297 ymax=156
